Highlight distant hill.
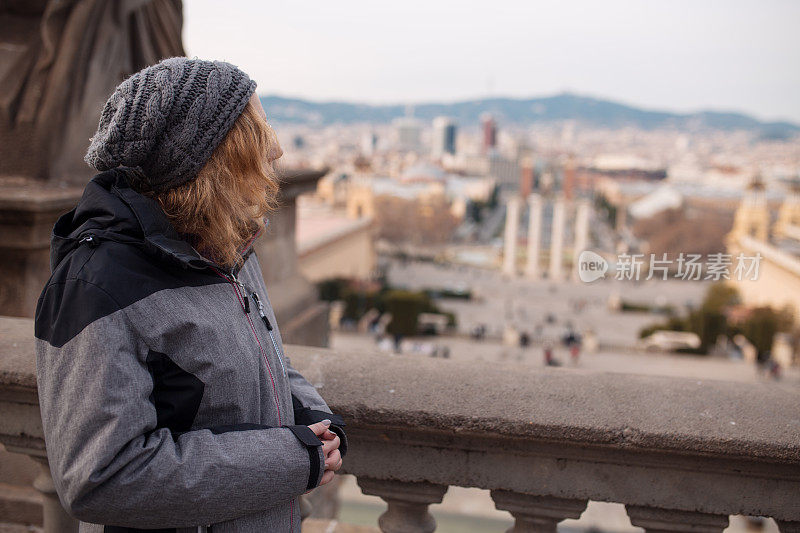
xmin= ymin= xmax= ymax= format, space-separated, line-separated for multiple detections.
xmin=260 ymin=92 xmax=799 ymax=137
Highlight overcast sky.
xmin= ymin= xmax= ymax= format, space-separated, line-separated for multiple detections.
xmin=184 ymin=0 xmax=800 ymax=123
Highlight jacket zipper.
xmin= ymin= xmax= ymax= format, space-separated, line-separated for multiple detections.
xmin=238 ymin=278 xmax=293 ymax=532
xmin=245 ymin=278 xmax=294 ymax=532
xmin=212 ymin=267 xmax=283 ymax=426
xmin=251 ymin=291 xmax=287 ymax=377
xmin=230 ymin=274 xmax=295 ymax=533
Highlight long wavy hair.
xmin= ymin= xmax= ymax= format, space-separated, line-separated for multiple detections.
xmin=138 ymin=99 xmax=281 ymax=270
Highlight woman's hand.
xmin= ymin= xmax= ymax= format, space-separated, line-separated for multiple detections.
xmin=307 ymin=420 xmax=343 ymax=489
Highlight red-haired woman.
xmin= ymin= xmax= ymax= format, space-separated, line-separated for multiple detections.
xmin=35 ymin=57 xmax=345 ymax=533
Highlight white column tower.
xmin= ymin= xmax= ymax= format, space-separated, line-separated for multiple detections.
xmin=549 ymin=195 xmax=565 ymax=282
xmin=572 ymin=199 xmax=590 ymax=281
xmin=503 ymin=197 xmax=520 ymax=276
xmin=525 ymin=194 xmax=542 ymax=279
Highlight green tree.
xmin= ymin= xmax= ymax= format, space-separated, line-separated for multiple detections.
xmin=639 ymin=283 xmax=740 ymax=354
xmin=384 ymin=290 xmax=432 ymax=337
xmin=701 ymin=283 xmax=740 ymax=312
xmin=736 ymin=306 xmax=794 ymax=355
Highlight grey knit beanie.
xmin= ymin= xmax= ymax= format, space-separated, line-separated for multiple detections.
xmin=85 ymin=57 xmax=257 ymax=192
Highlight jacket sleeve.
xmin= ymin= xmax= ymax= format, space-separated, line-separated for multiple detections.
xmin=284 ymin=354 xmax=348 ymax=457
xmin=35 ymin=280 xmax=325 ymax=529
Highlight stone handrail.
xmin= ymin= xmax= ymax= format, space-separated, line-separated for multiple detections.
xmin=2 ymin=316 xmax=800 ymax=532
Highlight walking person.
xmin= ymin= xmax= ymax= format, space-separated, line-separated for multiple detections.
xmin=34 ymin=57 xmax=346 ymax=532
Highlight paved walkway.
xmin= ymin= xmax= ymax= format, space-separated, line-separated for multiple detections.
xmin=331 ymin=331 xmax=800 ymax=387
xmin=387 ymin=260 xmax=711 ymax=349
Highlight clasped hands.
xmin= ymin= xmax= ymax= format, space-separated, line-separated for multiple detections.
xmin=307 ymin=419 xmax=342 ymax=490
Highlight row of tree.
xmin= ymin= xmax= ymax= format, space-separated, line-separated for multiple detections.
xmin=318 ymin=277 xmax=457 ymax=337
xmin=640 ymin=284 xmax=795 ymax=356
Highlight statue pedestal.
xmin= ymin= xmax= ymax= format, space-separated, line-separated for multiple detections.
xmin=0 ymin=179 xmax=83 ymax=318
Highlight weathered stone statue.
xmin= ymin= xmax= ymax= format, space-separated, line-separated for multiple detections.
xmin=0 ymin=0 xmax=184 ymax=184
xmin=0 ymin=0 xmax=184 ymax=318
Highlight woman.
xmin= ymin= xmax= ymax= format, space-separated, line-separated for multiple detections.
xmin=34 ymin=57 xmax=346 ymax=533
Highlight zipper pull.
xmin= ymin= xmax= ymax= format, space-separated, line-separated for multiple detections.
xmin=251 ymin=292 xmax=272 ymax=330
xmin=252 ymin=290 xmax=286 ymax=376
xmin=230 ymin=271 xmax=250 ymax=313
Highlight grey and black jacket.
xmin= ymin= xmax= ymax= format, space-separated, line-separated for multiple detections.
xmin=34 ymin=167 xmax=347 ymax=533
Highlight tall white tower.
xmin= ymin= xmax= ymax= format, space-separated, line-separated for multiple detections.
xmin=549 ymin=195 xmax=566 ymax=281
xmin=526 ymin=194 xmax=543 ymax=279
xmin=503 ymin=197 xmax=521 ymax=276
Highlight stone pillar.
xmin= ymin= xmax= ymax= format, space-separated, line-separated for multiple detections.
xmin=0 ymin=181 xmax=83 ymax=317
xmin=626 ymin=505 xmax=730 ymax=533
xmin=491 ymin=491 xmax=587 ymax=533
xmin=356 ymin=477 xmax=447 ymax=533
xmin=548 ymin=196 xmax=565 ymax=282
xmin=571 ymin=199 xmax=590 ymax=282
xmin=503 ymin=197 xmax=521 ymax=276
xmin=253 ymin=168 xmax=331 ymax=348
xmin=525 ymin=194 xmax=542 ymax=279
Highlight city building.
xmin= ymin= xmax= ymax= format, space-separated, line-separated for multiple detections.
xmin=432 ymin=116 xmax=457 ymax=158
xmin=393 ymin=116 xmax=423 ymax=152
xmin=726 ymin=178 xmax=800 ymax=366
xmin=481 ymin=113 xmax=497 ymax=153
xmin=296 ymin=196 xmax=376 ymax=282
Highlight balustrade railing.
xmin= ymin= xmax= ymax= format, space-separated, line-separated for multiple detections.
xmin=1 ymin=317 xmax=798 ymax=532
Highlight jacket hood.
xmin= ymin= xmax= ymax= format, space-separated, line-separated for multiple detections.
xmin=50 ymin=167 xmax=259 ymax=274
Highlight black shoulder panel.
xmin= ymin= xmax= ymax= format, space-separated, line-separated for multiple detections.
xmin=35 ymin=277 xmax=119 ymax=349
xmin=35 ymin=241 xmax=227 ymax=348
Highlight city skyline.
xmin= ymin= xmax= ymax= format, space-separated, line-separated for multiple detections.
xmin=184 ymin=0 xmax=800 ymax=123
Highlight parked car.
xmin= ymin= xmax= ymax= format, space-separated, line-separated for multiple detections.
xmin=639 ymin=330 xmax=701 ymax=352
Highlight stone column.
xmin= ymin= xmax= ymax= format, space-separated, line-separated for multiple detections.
xmin=525 ymin=194 xmax=542 ymax=279
xmin=503 ymin=197 xmax=521 ymax=276
xmin=626 ymin=505 xmax=730 ymax=533
xmin=548 ymin=196 xmax=565 ymax=282
xmin=356 ymin=477 xmax=447 ymax=533
xmin=571 ymin=199 xmax=590 ymax=282
xmin=491 ymin=490 xmax=587 ymax=533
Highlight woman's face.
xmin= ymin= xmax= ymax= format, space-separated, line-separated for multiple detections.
xmin=249 ymin=93 xmax=283 ymax=166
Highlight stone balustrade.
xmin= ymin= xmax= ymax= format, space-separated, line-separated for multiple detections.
xmin=1 ymin=316 xmax=799 ymax=532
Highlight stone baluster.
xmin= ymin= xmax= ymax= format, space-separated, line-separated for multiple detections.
xmin=29 ymin=456 xmax=78 ymax=533
xmin=626 ymin=505 xmax=729 ymax=533
xmin=490 ymin=490 xmax=587 ymax=533
xmin=356 ymin=477 xmax=447 ymax=533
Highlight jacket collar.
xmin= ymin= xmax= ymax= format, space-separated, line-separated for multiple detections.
xmin=51 ymin=167 xmax=261 ymax=276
